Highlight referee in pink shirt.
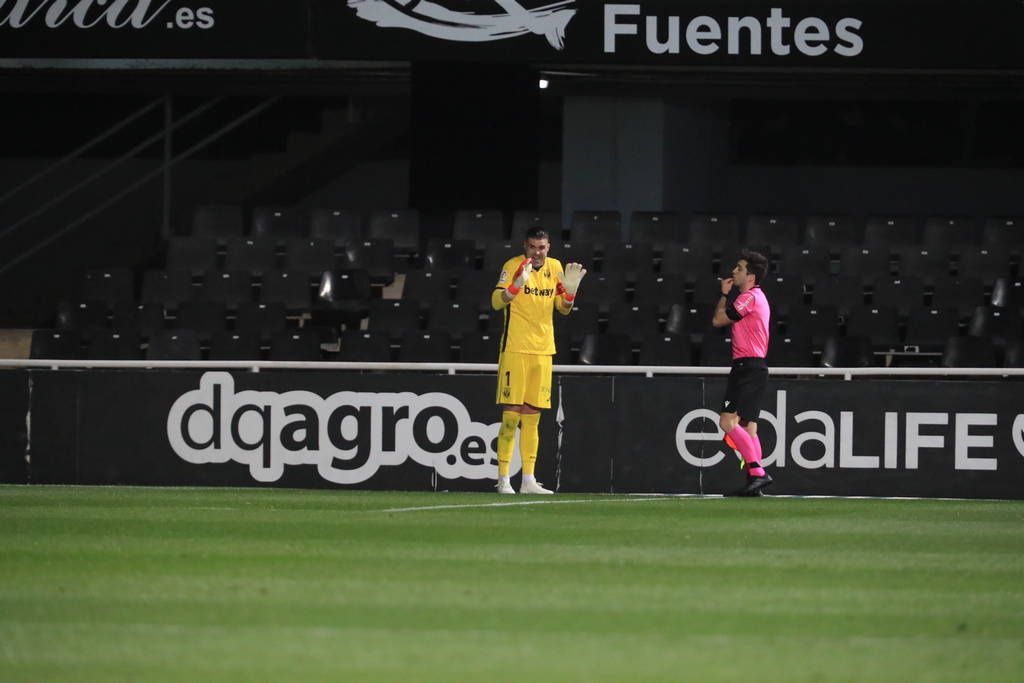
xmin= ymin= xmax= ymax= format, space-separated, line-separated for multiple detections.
xmin=711 ymin=250 xmax=773 ymax=496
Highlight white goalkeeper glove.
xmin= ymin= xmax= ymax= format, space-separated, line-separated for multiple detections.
xmin=557 ymin=262 xmax=587 ymax=302
xmin=506 ymin=258 xmax=533 ymax=297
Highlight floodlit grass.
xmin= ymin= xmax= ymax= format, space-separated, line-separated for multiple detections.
xmin=1 ymin=486 xmax=1022 ymax=682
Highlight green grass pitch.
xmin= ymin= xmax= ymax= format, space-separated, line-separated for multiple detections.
xmin=1 ymin=486 xmax=1023 ymax=682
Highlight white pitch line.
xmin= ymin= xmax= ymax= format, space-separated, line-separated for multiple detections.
xmin=376 ymin=495 xmax=712 ymax=513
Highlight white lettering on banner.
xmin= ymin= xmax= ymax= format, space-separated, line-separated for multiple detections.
xmin=1014 ymin=414 xmax=1024 ymax=458
xmin=604 ymin=4 xmax=864 ymax=57
xmin=790 ymin=410 xmax=834 ymax=469
xmin=839 ymin=411 xmax=878 ymax=469
xmin=675 ymin=408 xmax=726 ymax=467
xmin=954 ymin=413 xmax=997 ymax=471
xmin=905 ymin=412 xmax=947 ymax=469
xmin=676 ymin=390 xmax=1012 ymax=472
xmin=349 ymin=0 xmax=577 ymax=50
xmin=1 ymin=0 xmax=213 ymax=29
xmin=167 ymin=372 xmax=514 ymax=484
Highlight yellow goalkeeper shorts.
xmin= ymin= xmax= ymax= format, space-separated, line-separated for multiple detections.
xmin=496 ymin=351 xmax=552 ymax=409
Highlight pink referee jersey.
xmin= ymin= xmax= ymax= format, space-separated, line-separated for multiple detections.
xmin=730 ymin=286 xmax=770 ymax=360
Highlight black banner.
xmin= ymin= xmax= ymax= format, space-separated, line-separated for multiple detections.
xmin=22 ymin=368 xmax=1024 ymax=499
xmin=0 ymin=370 xmax=28 ymax=483
xmin=2 ymin=1 xmax=1023 ymax=70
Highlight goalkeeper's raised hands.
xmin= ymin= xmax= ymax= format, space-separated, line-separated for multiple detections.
xmin=556 ymin=262 xmax=587 ymax=302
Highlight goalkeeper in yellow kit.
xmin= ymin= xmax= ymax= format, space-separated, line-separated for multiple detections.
xmin=491 ymin=226 xmax=587 ymax=494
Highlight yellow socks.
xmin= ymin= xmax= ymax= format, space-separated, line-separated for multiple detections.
xmin=519 ymin=412 xmax=541 ymax=476
xmin=496 ymin=411 xmax=521 ymax=478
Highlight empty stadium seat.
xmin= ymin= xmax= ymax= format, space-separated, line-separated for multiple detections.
xmin=1004 ymin=339 xmax=1024 ymax=368
xmin=923 ymin=217 xmax=979 ymax=249
xmin=804 ymin=215 xmax=862 ymax=248
xmin=454 ymin=209 xmax=507 ymax=247
xmin=629 ymin=211 xmax=684 ymax=247
xmin=785 ymin=306 xmax=840 ymax=345
xmin=660 ymin=245 xmax=714 ymax=280
xmin=200 ymin=271 xmax=253 ymax=310
xmin=698 ymin=331 xmax=733 ymax=366
xmin=55 ymin=300 xmax=107 ymax=340
xmin=570 ymin=210 xmax=622 ymax=246
xmin=252 ymin=206 xmax=307 ymax=241
xmin=402 ymin=269 xmax=452 ymax=303
xmin=929 ymin=278 xmax=987 ymax=310
xmin=310 ymin=209 xmax=363 ymax=246
xmin=760 ymin=275 xmax=805 ymax=308
xmin=366 ymin=299 xmax=421 ymax=340
xmin=820 ymin=335 xmax=874 ymax=367
xmin=775 ymin=246 xmax=831 ymax=279
xmin=559 ymin=242 xmax=596 ymax=271
xmin=398 ymin=330 xmax=452 ymax=362
xmin=870 ymin=276 xmax=927 ymax=310
xmin=981 ymin=217 xmax=1022 ymax=250
xmin=458 ymin=332 xmax=499 ymax=363
xmin=30 ymin=330 xmax=81 ymax=360
xmin=511 ymin=210 xmax=561 ymax=242
xmin=85 ymin=331 xmax=141 ymax=360
xmin=578 ymin=333 xmax=633 ymax=365
xmin=844 ymin=306 xmax=902 ymax=348
xmin=809 ymin=275 xmax=867 ymax=309
xmin=632 ymin=274 xmax=688 ymax=308
xmin=260 ymin=271 xmax=312 ymax=313
xmin=167 ymin=237 xmax=218 ymax=275
xmin=423 ymin=238 xmax=475 ymax=270
xmin=284 ymin=238 xmax=338 ymax=276
xmin=452 ymin=271 xmax=496 ymax=305
xmin=745 ymin=215 xmax=801 ymax=248
xmin=689 ymin=214 xmax=740 ymax=251
xmin=80 ymin=268 xmax=135 ymax=307
xmin=600 ymin=242 xmax=654 ymax=277
xmin=225 ymin=237 xmax=277 ymax=277
xmin=558 ymin=304 xmax=599 ymax=344
xmin=481 ymin=242 xmax=519 ymax=274
xmin=208 ymin=332 xmax=262 ymax=361
xmin=639 ymin=334 xmax=693 ymax=366
xmin=141 ymin=269 xmax=196 ymax=312
xmin=268 ymin=330 xmax=322 ymax=361
xmin=967 ymin=305 xmax=1022 ymax=344
xmin=345 ymin=239 xmax=396 ymax=286
xmin=942 ymin=336 xmax=999 ymax=368
xmin=766 ymin=335 xmax=814 ymax=367
xmin=958 ymin=247 xmax=1012 ymax=281
xmin=369 ymin=210 xmax=420 ymax=256
xmin=147 ymin=330 xmax=201 ymax=361
xmin=605 ymin=304 xmax=661 ymax=341
xmin=865 ymin=216 xmax=918 ymax=247
xmin=893 ymin=247 xmax=953 ymax=280
xmin=903 ymin=308 xmax=961 ymax=348
xmin=338 ymin=330 xmax=392 ymax=362
xmin=174 ymin=301 xmax=227 ymax=342
xmin=581 ymin=272 xmax=628 ymax=307
xmin=192 ymin=205 xmax=243 ymax=243
xmin=111 ymin=302 xmax=164 ymax=339
xmin=424 ymin=302 xmax=481 ymax=339
xmin=234 ymin=302 xmax=287 ymax=341
xmin=836 ymin=247 xmax=892 ymax=278
xmin=315 ymin=269 xmax=372 ymax=327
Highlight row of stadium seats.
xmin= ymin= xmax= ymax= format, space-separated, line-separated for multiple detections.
xmin=64 ymin=264 xmax=1024 ymax=315
xmin=29 ymin=327 xmax=1024 ymax=368
xmin=160 ymin=236 xmax=1021 ymax=281
xmin=42 ymin=294 xmax=1024 ymax=360
xmin=188 ymin=205 xmax=1023 ymax=252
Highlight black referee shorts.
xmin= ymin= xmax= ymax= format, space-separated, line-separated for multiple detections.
xmin=720 ymin=357 xmax=769 ymax=422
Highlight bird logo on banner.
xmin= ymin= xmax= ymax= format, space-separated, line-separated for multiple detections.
xmin=348 ymin=0 xmax=577 ymax=50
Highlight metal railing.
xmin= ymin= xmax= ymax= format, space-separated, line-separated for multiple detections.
xmin=1 ymin=358 xmax=1022 ymax=381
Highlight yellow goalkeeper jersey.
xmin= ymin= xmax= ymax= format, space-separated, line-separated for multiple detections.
xmin=492 ymin=256 xmax=570 ymax=356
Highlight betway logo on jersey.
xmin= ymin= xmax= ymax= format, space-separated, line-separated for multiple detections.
xmin=676 ymin=390 xmax=1024 ymax=471
xmin=167 ymin=372 xmax=517 ymax=484
xmin=348 ymin=0 xmax=577 ymax=50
